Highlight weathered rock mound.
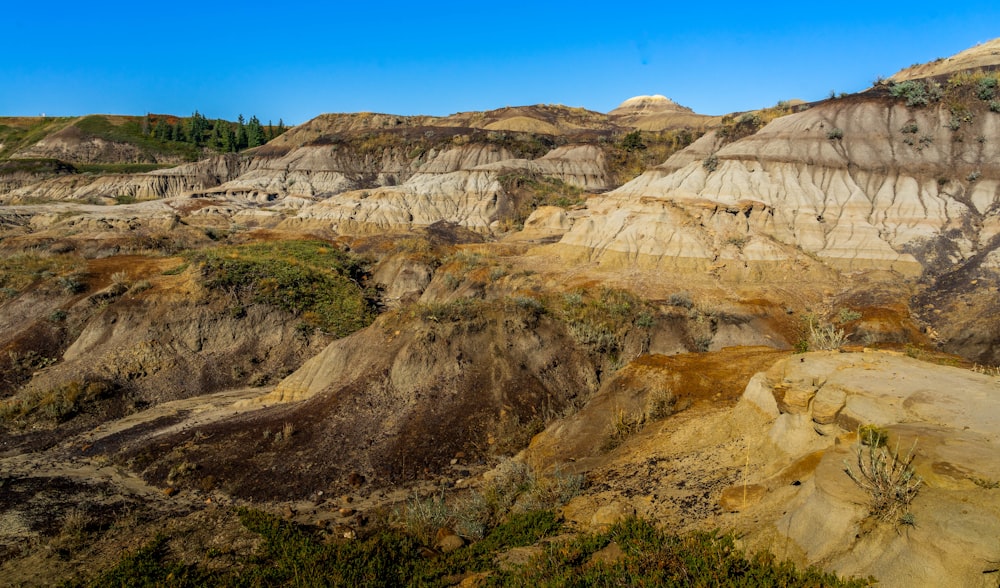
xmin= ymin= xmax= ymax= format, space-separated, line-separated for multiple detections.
xmin=734 ymin=351 xmax=1000 ymax=587
xmin=124 ymin=303 xmax=600 ymax=499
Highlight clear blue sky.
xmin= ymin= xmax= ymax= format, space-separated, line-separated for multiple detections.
xmin=2 ymin=2 xmax=998 ymax=125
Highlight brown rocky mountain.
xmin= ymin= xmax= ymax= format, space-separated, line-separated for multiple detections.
xmin=1 ymin=40 xmax=999 ymax=586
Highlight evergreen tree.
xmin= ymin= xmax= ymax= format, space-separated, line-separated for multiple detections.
xmin=141 ymin=114 xmax=152 ymax=136
xmin=188 ymin=111 xmax=208 ymax=146
xmin=153 ymin=118 xmax=169 ymax=141
xmin=277 ymin=119 xmax=286 ymax=134
xmin=236 ymin=114 xmax=248 ymax=150
xmin=247 ymin=115 xmax=266 ymax=147
xmin=225 ymin=124 xmax=237 ymax=152
xmin=209 ymin=120 xmax=223 ymax=150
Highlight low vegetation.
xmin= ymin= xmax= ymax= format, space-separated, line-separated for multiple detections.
xmin=0 ymin=251 xmax=86 ymax=297
xmin=603 ymin=128 xmax=699 ymax=182
xmin=497 ymin=171 xmax=587 ymax=228
xmin=0 ymin=117 xmax=76 ymax=159
xmin=558 ymin=287 xmax=657 ymax=360
xmin=187 ymin=240 xmax=379 ymax=337
xmin=88 ymin=507 xmax=870 ymax=587
xmin=717 ymin=101 xmax=796 ymax=144
xmin=0 ymin=378 xmax=113 ymax=425
xmin=887 ymin=70 xmax=1000 ymax=114
xmin=796 ymin=314 xmax=847 ymax=352
xmin=844 ymin=427 xmax=923 ymax=524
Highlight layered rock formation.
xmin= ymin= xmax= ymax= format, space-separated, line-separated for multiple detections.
xmin=551 ymin=97 xmax=1000 ymax=276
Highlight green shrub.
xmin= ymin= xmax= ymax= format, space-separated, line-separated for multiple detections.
xmin=844 ymin=431 xmax=923 ymax=523
xmin=88 ymin=534 xmax=204 ymax=587
xmin=858 ymin=424 xmax=888 ymax=448
xmin=188 ymin=240 xmax=378 ymax=337
xmin=827 ymin=127 xmax=844 ymax=140
xmin=804 ymin=315 xmax=846 ymax=350
xmin=558 ymin=287 xmax=656 ymax=358
xmin=976 ymin=76 xmax=998 ymax=100
xmin=668 ymin=292 xmax=694 ymax=309
xmin=837 ymin=308 xmax=862 ymax=323
xmin=620 ymin=130 xmax=646 ymax=151
xmin=703 ymin=154 xmax=719 ymax=172
xmin=889 ymin=80 xmax=938 ymax=107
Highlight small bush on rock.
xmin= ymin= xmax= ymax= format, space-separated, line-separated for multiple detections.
xmin=844 ymin=429 xmax=923 ymax=523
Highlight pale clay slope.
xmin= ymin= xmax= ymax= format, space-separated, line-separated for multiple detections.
xmin=275 ymin=145 xmax=608 ymax=234
xmin=549 ymin=100 xmax=1000 ymax=274
xmin=890 ymin=38 xmax=1000 ymax=82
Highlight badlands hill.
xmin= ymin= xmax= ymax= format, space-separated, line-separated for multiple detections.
xmin=0 ymin=40 xmax=999 ymax=586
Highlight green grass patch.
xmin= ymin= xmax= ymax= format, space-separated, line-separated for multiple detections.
xmin=87 ymin=534 xmax=206 ymax=588
xmin=90 ymin=509 xmax=869 ymax=587
xmin=0 ymin=157 xmax=76 ymax=175
xmin=494 ymin=517 xmax=872 ymax=587
xmin=0 ymin=252 xmax=85 ymax=294
xmin=0 ymin=117 xmax=76 ymax=159
xmin=74 ymin=162 xmax=175 ymax=174
xmin=1 ymin=379 xmax=114 ymax=425
xmin=187 ymin=240 xmax=379 ymax=337
xmin=73 ymin=115 xmax=203 ymax=162
xmin=558 ymin=287 xmax=656 ymax=357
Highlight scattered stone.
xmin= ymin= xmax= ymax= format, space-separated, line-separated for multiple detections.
xmin=436 ymin=534 xmax=464 ymax=554
xmin=496 ymin=546 xmax=545 ymax=571
xmin=163 ymin=487 xmax=178 ymax=497
xmin=588 ymin=541 xmax=625 ymax=566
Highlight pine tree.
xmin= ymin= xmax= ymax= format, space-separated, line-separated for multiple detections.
xmin=188 ymin=111 xmax=208 ymax=146
xmin=236 ymin=114 xmax=248 ymax=151
xmin=247 ymin=115 xmax=266 ymax=147
xmin=225 ymin=125 xmax=237 ymax=152
xmin=153 ymin=118 xmax=169 ymax=141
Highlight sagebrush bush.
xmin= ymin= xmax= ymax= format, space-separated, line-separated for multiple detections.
xmin=844 ymin=430 xmax=923 ymax=523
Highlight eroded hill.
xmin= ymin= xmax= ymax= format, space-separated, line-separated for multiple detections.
xmin=1 ymin=42 xmax=999 ymax=586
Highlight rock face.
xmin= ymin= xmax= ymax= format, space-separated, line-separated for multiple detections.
xmin=609 ymin=95 xmax=718 ymax=131
xmin=552 ymin=97 xmax=1000 ymax=276
xmin=609 ymin=95 xmax=693 ymax=116
xmin=734 ymin=351 xmax=1000 ymax=587
xmin=1 ymin=155 xmax=245 ymax=204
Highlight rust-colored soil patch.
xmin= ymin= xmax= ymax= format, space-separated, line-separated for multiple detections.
xmin=629 ymin=346 xmax=789 ymax=405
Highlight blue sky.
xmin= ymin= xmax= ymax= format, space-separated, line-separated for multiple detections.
xmin=2 ymin=2 xmax=999 ymax=124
